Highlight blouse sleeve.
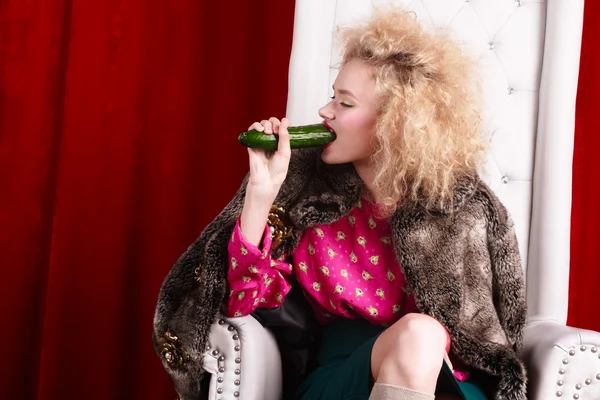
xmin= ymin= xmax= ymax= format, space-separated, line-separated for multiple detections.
xmin=224 ymin=218 xmax=293 ymax=317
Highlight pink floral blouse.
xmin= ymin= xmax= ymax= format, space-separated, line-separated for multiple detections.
xmin=225 ymin=198 xmax=415 ymax=325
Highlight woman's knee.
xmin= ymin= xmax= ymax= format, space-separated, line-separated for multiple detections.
xmin=394 ymin=313 xmax=449 ymax=350
xmin=371 ymin=313 xmax=448 ymax=388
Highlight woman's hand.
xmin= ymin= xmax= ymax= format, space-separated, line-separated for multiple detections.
xmin=246 ymin=117 xmax=291 ymax=202
xmin=239 ymin=117 xmax=291 ymax=247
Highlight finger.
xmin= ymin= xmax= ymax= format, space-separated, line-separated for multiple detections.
xmin=247 ymin=147 xmax=266 ymax=171
xmin=248 ymin=122 xmax=264 ymax=131
xmin=276 ymin=117 xmax=291 ymax=157
xmin=269 ymin=117 xmax=281 ymax=134
xmin=261 ymin=119 xmax=273 ymax=134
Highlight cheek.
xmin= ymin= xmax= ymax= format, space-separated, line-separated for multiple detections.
xmin=345 ymin=112 xmax=375 ymax=128
xmin=343 ymin=112 xmax=377 ymax=142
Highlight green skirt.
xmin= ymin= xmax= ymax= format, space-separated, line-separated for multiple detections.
xmin=297 ymin=319 xmax=487 ymax=400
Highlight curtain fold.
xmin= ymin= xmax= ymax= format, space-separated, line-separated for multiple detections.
xmin=568 ymin=1 xmax=600 ymax=333
xmin=0 ymin=1 xmax=296 ymax=399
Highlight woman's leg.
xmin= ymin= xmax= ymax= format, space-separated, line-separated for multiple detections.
xmin=370 ymin=313 xmax=448 ymax=399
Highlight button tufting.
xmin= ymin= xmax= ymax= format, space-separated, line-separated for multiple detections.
xmin=488 ymin=42 xmax=495 ymax=50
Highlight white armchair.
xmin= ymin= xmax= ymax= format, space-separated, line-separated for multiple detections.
xmin=203 ymin=1 xmax=600 ymax=399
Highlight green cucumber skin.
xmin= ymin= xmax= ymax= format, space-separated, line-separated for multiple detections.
xmin=238 ymin=123 xmax=336 ymax=151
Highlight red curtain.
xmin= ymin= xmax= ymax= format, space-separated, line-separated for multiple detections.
xmin=569 ymin=1 xmax=600 ymax=332
xmin=0 ymin=1 xmax=295 ymax=399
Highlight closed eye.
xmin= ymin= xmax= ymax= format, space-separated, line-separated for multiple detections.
xmin=330 ymin=96 xmax=354 ymax=108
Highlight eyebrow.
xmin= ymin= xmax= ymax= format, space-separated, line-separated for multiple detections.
xmin=332 ymin=86 xmax=357 ymax=99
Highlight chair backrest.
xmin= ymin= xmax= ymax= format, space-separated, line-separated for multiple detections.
xmin=286 ymin=0 xmax=584 ymax=324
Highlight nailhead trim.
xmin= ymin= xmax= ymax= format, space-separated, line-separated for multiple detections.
xmin=555 ymin=343 xmax=600 ymax=398
xmin=208 ymin=318 xmax=243 ymax=399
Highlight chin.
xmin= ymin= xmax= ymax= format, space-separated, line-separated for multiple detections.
xmin=321 ymin=146 xmax=354 ymax=165
xmin=320 ymin=148 xmax=337 ymax=164
xmin=320 ymin=150 xmax=348 ymax=165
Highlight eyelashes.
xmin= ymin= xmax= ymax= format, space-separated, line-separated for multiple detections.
xmin=330 ymin=96 xmax=354 ymax=108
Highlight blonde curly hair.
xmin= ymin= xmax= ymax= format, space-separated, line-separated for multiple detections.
xmin=338 ymin=8 xmax=486 ymax=211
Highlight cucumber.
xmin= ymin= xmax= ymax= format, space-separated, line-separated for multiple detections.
xmin=238 ymin=123 xmax=336 ymax=151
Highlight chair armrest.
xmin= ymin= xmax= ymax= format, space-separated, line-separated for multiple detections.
xmin=202 ymin=314 xmax=282 ymax=400
xmin=521 ymin=319 xmax=600 ymax=400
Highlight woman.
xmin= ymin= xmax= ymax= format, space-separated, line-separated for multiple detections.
xmin=152 ymin=8 xmax=527 ymax=400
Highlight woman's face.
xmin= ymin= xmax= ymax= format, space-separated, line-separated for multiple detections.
xmin=318 ymin=59 xmax=379 ymax=166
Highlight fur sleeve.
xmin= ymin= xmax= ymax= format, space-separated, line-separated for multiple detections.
xmin=485 ymin=188 xmax=527 ymax=352
xmin=151 ymin=148 xmax=318 ymax=399
xmin=152 ymin=173 xmax=249 ymax=398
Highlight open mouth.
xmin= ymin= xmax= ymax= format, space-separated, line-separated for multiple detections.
xmin=323 ymin=121 xmax=336 ymax=148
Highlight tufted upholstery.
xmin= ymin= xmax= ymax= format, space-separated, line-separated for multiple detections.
xmin=200 ymin=1 xmax=600 ymax=399
xmin=297 ymin=0 xmax=544 ymax=265
xmin=287 ymin=0 xmax=577 ymax=324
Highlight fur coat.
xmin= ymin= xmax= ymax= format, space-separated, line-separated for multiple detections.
xmin=152 ymin=147 xmax=527 ymax=400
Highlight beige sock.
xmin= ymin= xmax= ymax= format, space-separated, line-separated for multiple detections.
xmin=369 ymin=382 xmax=435 ymax=400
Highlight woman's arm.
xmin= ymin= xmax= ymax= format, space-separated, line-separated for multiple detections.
xmin=224 ymin=218 xmax=293 ymax=317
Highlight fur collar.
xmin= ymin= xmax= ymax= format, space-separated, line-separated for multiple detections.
xmin=283 ymin=148 xmax=480 ymax=229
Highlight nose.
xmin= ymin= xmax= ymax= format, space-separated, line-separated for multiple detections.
xmin=318 ymin=101 xmax=334 ymax=121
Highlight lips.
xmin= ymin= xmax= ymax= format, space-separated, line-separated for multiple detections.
xmin=323 ymin=121 xmax=336 ymax=148
xmin=323 ymin=120 xmax=336 ymax=134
